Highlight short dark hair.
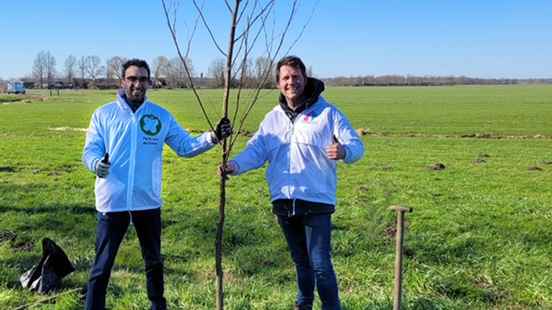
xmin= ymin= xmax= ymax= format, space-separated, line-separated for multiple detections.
xmin=276 ymin=55 xmax=307 ymax=81
xmin=122 ymin=59 xmax=151 ymax=79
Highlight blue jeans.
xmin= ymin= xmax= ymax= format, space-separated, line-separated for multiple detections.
xmin=85 ymin=209 xmax=166 ymax=310
xmin=277 ymin=212 xmax=341 ymax=310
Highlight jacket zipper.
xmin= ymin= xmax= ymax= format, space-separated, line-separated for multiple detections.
xmin=288 ymin=108 xmax=306 ymax=217
xmin=127 ymin=112 xmax=138 ymax=210
xmin=288 ymin=114 xmax=294 ymax=203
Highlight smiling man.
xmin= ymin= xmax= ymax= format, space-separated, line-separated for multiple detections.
xmin=221 ymin=56 xmax=364 ymax=309
xmin=82 ymin=59 xmax=231 ymax=310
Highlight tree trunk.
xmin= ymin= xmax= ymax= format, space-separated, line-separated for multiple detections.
xmin=216 ymin=1 xmax=241 ymax=309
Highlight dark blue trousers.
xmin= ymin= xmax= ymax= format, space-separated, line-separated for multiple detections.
xmin=277 ymin=212 xmax=341 ymax=310
xmin=85 ymin=209 xmax=166 ymax=310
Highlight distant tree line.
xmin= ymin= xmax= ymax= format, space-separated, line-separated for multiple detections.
xmin=324 ymin=75 xmax=552 ymax=87
xmin=21 ymin=50 xmax=277 ymax=90
xmin=9 ymin=50 xmax=552 ymax=90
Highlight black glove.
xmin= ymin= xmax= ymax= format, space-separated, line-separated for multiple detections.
xmin=96 ymin=153 xmax=110 ymax=178
xmin=214 ymin=117 xmax=233 ymax=142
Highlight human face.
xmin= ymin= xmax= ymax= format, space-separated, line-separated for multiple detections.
xmin=277 ymin=65 xmax=306 ymax=108
xmin=122 ymin=65 xmax=150 ymax=104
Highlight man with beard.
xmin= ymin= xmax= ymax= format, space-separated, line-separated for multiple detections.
xmin=82 ymin=59 xmax=232 ymax=310
xmin=221 ymin=56 xmax=364 ymax=309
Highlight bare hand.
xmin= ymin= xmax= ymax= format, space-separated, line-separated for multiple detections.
xmin=325 ymin=143 xmax=346 ymax=160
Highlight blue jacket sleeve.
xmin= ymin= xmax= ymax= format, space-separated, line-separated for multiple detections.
xmin=165 ymin=116 xmax=215 ymax=157
xmin=332 ymin=108 xmax=365 ymax=164
xmin=231 ymin=123 xmax=268 ymax=175
xmin=82 ymin=111 xmax=105 ymax=173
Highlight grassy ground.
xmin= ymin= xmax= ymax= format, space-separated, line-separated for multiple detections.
xmin=0 ymin=85 xmax=551 ymax=309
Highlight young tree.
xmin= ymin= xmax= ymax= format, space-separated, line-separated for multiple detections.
xmin=161 ymin=1 xmax=314 ymax=308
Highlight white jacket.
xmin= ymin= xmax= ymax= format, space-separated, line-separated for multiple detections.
xmin=231 ymin=97 xmax=364 ymax=205
xmin=83 ymin=93 xmax=215 ymax=212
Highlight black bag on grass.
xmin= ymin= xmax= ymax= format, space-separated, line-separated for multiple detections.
xmin=20 ymin=238 xmax=75 ymax=293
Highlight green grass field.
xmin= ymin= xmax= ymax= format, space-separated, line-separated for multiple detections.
xmin=1 ymin=85 xmax=551 ymax=309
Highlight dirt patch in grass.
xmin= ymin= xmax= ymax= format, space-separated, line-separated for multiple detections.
xmin=0 ymin=230 xmax=17 ymax=243
xmin=474 ymin=153 xmax=491 ymax=164
xmin=428 ymin=163 xmax=446 ymax=171
xmin=46 ymin=164 xmax=76 ymax=176
xmin=0 ymin=166 xmax=16 ymax=173
xmin=0 ymin=97 xmax=24 ymax=104
xmin=0 ymin=95 xmax=47 ymax=105
xmin=356 ymin=128 xmax=369 ymax=136
xmin=12 ymin=240 xmax=34 ymax=252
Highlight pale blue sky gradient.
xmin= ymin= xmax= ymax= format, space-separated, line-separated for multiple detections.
xmin=1 ymin=1 xmax=551 ymax=79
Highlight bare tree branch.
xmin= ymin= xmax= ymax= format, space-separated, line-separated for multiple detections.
xmin=185 ymin=0 xmax=205 ymax=58
xmin=223 ymin=0 xmax=233 ymax=14
xmin=235 ymin=0 xmax=252 ymax=25
xmin=231 ymin=15 xmax=253 ymax=132
xmin=191 ymin=0 xmax=228 ymax=57
xmin=234 ymin=0 xmax=275 ymax=42
xmin=231 ymin=1 xmax=267 ymax=77
xmin=229 ymin=0 xmax=302 ymax=151
xmin=161 ymin=0 xmax=215 ymax=131
xmin=261 ymin=5 xmax=277 ymax=56
xmin=282 ymin=0 xmax=320 ymax=55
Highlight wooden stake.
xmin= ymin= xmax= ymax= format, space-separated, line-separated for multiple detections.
xmin=389 ymin=205 xmax=412 ymax=310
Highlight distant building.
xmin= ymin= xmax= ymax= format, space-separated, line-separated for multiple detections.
xmin=7 ymin=81 xmax=26 ymax=94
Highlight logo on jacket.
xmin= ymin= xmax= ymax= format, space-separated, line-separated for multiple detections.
xmin=303 ymin=112 xmax=312 ymax=123
xmin=140 ymin=114 xmax=162 ymax=136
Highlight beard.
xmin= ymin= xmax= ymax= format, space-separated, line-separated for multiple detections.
xmin=126 ymin=88 xmax=145 ymax=104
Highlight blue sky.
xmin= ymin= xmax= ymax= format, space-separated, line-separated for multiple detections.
xmin=1 ymin=1 xmax=551 ymax=79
